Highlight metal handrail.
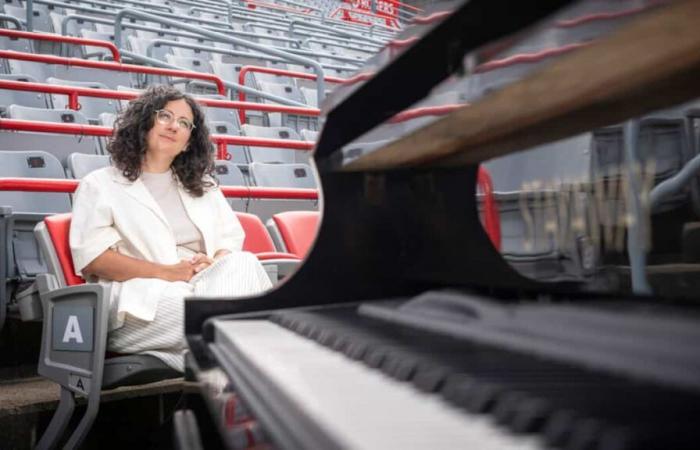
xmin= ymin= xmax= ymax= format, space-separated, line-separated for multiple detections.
xmin=288 ymin=19 xmax=385 ymax=46
xmin=145 ymin=39 xmax=356 ymax=72
xmin=0 ymin=29 xmax=121 ymax=62
xmin=0 ymin=119 xmax=314 ymax=161
xmin=119 ymin=49 xmax=308 ymax=108
xmin=237 ymin=65 xmax=346 ymax=122
xmin=0 ymin=14 xmax=23 ymax=30
xmin=113 ymin=9 xmax=326 ymax=108
xmin=0 ymin=50 xmax=226 ymax=95
xmin=0 ymin=178 xmax=319 ymax=200
xmin=0 ymin=79 xmax=319 ymax=117
xmin=303 ymin=38 xmax=380 ymax=55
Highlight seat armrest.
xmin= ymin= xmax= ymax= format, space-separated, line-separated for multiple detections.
xmin=38 ymin=283 xmax=109 ymax=394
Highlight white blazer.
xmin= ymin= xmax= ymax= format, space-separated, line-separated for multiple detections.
xmin=70 ymin=166 xmax=244 ymax=329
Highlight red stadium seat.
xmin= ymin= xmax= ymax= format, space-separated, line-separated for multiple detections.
xmin=269 ymin=211 xmax=320 ymax=258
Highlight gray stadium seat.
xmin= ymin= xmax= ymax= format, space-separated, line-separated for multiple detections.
xmin=67 ymin=153 xmax=111 ymax=179
xmin=46 ymin=78 xmax=119 ymax=123
xmin=259 ymin=81 xmax=319 ymax=131
xmin=3 ymin=105 xmax=99 ymax=165
xmin=300 ymin=129 xmax=319 ymax=142
xmin=249 ymin=162 xmax=317 ymax=189
xmin=194 ymin=93 xmax=243 ymax=129
xmin=247 ymin=162 xmax=318 ymax=222
xmin=241 ymin=124 xmax=305 ymax=164
xmin=208 ymin=120 xmax=248 ymax=165
xmin=0 ymin=74 xmax=48 ymax=113
xmin=0 ymin=151 xmax=71 ymax=316
xmin=79 ymin=30 xmax=118 ymax=60
xmin=165 ymin=55 xmax=215 ymax=94
xmin=128 ymin=35 xmax=172 ymax=62
xmin=3 ymin=4 xmax=53 ymax=33
xmin=7 ymin=59 xmax=56 ymax=84
xmin=8 ymin=104 xmax=89 ymax=124
xmin=213 ymin=161 xmax=248 ymax=212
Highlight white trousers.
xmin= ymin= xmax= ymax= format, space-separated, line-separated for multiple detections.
xmin=107 ymin=252 xmax=272 ymax=372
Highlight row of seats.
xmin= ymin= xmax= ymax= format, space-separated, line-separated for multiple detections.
xmin=0 ymin=100 xmax=317 ymax=165
xmin=29 ymin=207 xmax=319 ymax=447
xmin=0 ymin=0 xmax=391 ymax=446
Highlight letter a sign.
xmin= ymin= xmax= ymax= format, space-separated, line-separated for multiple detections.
xmin=63 ymin=315 xmax=84 ymax=344
xmin=53 ymin=306 xmax=93 ymax=352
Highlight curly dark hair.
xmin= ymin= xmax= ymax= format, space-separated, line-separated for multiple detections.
xmin=107 ymin=85 xmax=215 ymax=197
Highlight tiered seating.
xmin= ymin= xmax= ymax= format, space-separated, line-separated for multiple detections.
xmin=0 ymin=0 xmax=400 ymax=441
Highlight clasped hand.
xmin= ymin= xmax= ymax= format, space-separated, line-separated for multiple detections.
xmin=162 ymin=253 xmax=214 ymax=282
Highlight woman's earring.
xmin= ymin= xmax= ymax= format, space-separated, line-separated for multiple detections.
xmin=182 ymin=145 xmax=189 ymax=153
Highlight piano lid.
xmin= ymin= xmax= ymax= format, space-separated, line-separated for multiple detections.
xmin=186 ymin=0 xmax=700 ymax=336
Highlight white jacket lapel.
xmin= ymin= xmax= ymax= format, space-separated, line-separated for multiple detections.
xmin=110 ymin=168 xmax=171 ymax=229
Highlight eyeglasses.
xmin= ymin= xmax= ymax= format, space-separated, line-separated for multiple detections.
xmin=155 ymin=109 xmax=196 ymax=132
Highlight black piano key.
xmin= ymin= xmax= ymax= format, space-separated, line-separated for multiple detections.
xmin=412 ymin=366 xmax=450 ymax=392
xmin=344 ymin=340 xmax=368 ymax=360
xmin=269 ymin=307 xmax=700 ymax=450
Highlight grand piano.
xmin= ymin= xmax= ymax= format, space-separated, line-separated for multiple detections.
xmin=181 ymin=1 xmax=700 ymax=448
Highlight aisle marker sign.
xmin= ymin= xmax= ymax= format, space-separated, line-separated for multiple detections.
xmin=52 ymin=305 xmax=94 ymax=352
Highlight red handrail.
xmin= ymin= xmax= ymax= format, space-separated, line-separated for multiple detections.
xmin=477 ymin=166 xmax=501 ymax=251
xmin=475 ymin=42 xmax=590 ymax=73
xmin=0 ymin=177 xmax=318 ymax=200
xmin=0 ymin=79 xmax=320 ymax=116
xmin=0 ymin=119 xmax=314 ymax=160
xmin=0 ymin=50 xmax=226 ymax=95
xmin=237 ymin=66 xmax=344 ymax=123
xmin=411 ymin=11 xmax=451 ymax=25
xmin=0 ymin=29 xmax=121 ymax=62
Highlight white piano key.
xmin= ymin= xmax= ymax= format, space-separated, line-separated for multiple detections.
xmin=214 ymin=320 xmax=543 ymax=450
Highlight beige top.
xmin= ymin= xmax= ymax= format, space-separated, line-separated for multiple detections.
xmin=140 ymin=169 xmax=204 ymax=257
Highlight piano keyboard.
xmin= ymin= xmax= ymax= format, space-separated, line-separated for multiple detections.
xmin=213 ymin=319 xmax=542 ymax=450
xmin=208 ymin=304 xmax=700 ymax=450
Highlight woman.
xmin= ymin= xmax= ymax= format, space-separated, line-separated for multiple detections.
xmin=70 ymin=85 xmax=272 ymax=372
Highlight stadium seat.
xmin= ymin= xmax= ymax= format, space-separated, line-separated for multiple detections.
xmin=80 ymin=30 xmax=119 ymax=60
xmin=267 ymin=211 xmax=320 ymax=258
xmin=3 ymin=4 xmax=53 ymax=34
xmin=249 ymin=162 xmax=317 ymax=189
xmin=46 ymin=78 xmax=119 ymax=123
xmin=7 ymin=104 xmax=88 ymax=124
xmin=67 ymin=153 xmax=111 ymax=179
xmin=300 ymin=129 xmax=319 ymax=142
xmin=213 ymin=160 xmax=248 ymax=212
xmin=0 ymin=151 xmax=71 ymax=323
xmin=247 ymin=162 xmax=319 ymax=222
xmin=195 ymin=93 xmax=243 ymax=130
xmin=235 ymin=211 xmax=301 ymax=282
xmin=33 ymin=213 xmax=180 ymax=449
xmin=0 ymin=74 xmax=48 ymax=113
xmin=258 ymin=81 xmax=319 ymax=131
xmin=2 ymin=105 xmax=99 ymax=165
xmin=241 ymin=124 xmax=303 ymax=164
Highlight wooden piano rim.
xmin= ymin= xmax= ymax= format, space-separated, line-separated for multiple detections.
xmin=342 ymin=0 xmax=700 ymax=171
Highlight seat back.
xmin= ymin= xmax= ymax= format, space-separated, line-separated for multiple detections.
xmin=37 ymin=213 xmax=84 ymax=287
xmin=0 ymin=150 xmax=71 ymax=214
xmin=214 ymin=161 xmax=248 ymax=212
xmin=68 ymin=153 xmax=111 ymax=179
xmin=236 ymin=212 xmax=277 ymax=254
xmin=46 ymin=78 xmax=119 ymax=123
xmin=269 ymin=211 xmax=320 ymax=258
xmin=0 ymin=74 xmax=47 ymax=112
xmin=249 ymin=162 xmax=317 ymax=189
xmin=8 ymin=104 xmax=89 ymax=124
xmin=241 ymin=124 xmax=302 ymax=164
